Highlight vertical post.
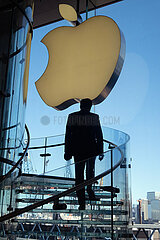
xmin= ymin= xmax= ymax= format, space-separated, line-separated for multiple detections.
xmin=111 ymin=149 xmax=114 ymax=240
xmin=42 ymin=137 xmax=47 ymax=209
xmin=138 ymin=200 xmax=142 ymax=224
xmin=86 ymin=0 xmax=88 ymax=20
xmin=81 ymin=212 xmax=85 ymax=240
xmin=77 ymin=0 xmax=80 ymax=13
xmin=43 ymin=137 xmax=47 ymax=174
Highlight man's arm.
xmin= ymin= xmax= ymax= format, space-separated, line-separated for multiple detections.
xmin=64 ymin=115 xmax=73 ymax=160
xmin=95 ymin=115 xmax=103 ymax=155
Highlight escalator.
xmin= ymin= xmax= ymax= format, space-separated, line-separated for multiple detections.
xmin=0 ymin=125 xmax=132 ymax=239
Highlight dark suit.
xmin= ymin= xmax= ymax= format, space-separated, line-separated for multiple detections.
xmin=65 ymin=109 xmax=103 ymax=207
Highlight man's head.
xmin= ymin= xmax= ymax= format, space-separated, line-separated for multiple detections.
xmin=80 ymin=98 xmax=92 ymax=112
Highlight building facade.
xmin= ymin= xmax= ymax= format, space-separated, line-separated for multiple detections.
xmin=134 ymin=192 xmax=160 ymax=224
xmin=148 ymin=192 xmax=160 ymax=222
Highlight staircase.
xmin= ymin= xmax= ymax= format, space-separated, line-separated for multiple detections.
xmin=0 ymin=126 xmax=132 ymax=239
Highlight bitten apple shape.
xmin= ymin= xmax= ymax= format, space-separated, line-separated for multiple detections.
xmin=35 ymin=15 xmax=125 ymax=110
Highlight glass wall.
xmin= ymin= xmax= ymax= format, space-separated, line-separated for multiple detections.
xmin=17 ymin=127 xmax=131 ymax=238
xmin=0 ymin=0 xmax=33 ymax=216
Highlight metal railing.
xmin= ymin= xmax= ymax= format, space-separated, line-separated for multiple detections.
xmin=0 ymin=137 xmax=123 ymax=223
xmin=0 ymin=124 xmax=30 ymax=183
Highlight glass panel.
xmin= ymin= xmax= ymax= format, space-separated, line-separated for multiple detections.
xmin=0 ymin=0 xmax=33 ymax=217
xmin=14 ymin=126 xmax=131 ymax=234
xmin=0 ymin=124 xmax=130 ymax=239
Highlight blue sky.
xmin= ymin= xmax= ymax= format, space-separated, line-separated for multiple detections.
xmin=26 ymin=0 xmax=160 ymax=204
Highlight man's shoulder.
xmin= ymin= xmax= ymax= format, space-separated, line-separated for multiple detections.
xmin=69 ymin=112 xmax=99 ymax=118
xmin=69 ymin=111 xmax=80 ymax=117
xmin=89 ymin=112 xmax=99 ymax=118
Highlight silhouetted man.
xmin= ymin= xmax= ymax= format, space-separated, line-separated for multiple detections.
xmin=64 ymin=98 xmax=103 ymax=210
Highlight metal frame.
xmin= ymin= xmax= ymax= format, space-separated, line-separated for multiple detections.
xmin=0 ymin=131 xmax=130 ymax=239
xmin=0 ymin=137 xmax=124 ymax=223
xmin=133 ymin=226 xmax=160 ymax=240
xmin=0 ymin=221 xmax=120 ymax=239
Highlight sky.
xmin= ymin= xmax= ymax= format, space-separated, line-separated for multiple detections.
xmin=26 ymin=0 xmax=160 ymax=204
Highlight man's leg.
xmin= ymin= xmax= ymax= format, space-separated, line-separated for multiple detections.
xmin=74 ymin=158 xmax=85 ymax=209
xmin=86 ymin=157 xmax=96 ymax=199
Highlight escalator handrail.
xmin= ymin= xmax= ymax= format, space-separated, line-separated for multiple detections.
xmin=0 ymin=138 xmax=125 ymax=222
xmin=0 ymin=124 xmax=30 ymax=184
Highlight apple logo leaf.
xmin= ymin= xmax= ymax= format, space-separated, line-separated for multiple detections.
xmin=35 ymin=4 xmax=125 ymax=110
xmin=59 ymin=4 xmax=78 ymax=22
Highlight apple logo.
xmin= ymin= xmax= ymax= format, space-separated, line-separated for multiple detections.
xmin=35 ymin=4 xmax=125 ymax=110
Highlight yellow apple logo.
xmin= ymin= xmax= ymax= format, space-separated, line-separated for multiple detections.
xmin=35 ymin=4 xmax=125 ymax=110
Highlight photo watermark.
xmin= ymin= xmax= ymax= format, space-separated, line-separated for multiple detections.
xmin=40 ymin=115 xmax=120 ymax=126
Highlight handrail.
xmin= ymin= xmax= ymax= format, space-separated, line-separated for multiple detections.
xmin=0 ymin=137 xmax=111 ymax=178
xmin=27 ymin=138 xmax=114 ymax=150
xmin=28 ymin=143 xmax=64 ymax=150
xmin=0 ymin=124 xmax=30 ymax=184
xmin=9 ymin=0 xmax=33 ymax=34
xmin=0 ymin=157 xmax=21 ymax=169
xmin=0 ymin=142 xmax=22 ymax=150
xmin=0 ymin=138 xmax=124 ymax=222
xmin=2 ymin=123 xmax=21 ymax=131
xmin=40 ymin=139 xmax=112 ymax=175
xmin=26 ymin=127 xmax=129 ymax=150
